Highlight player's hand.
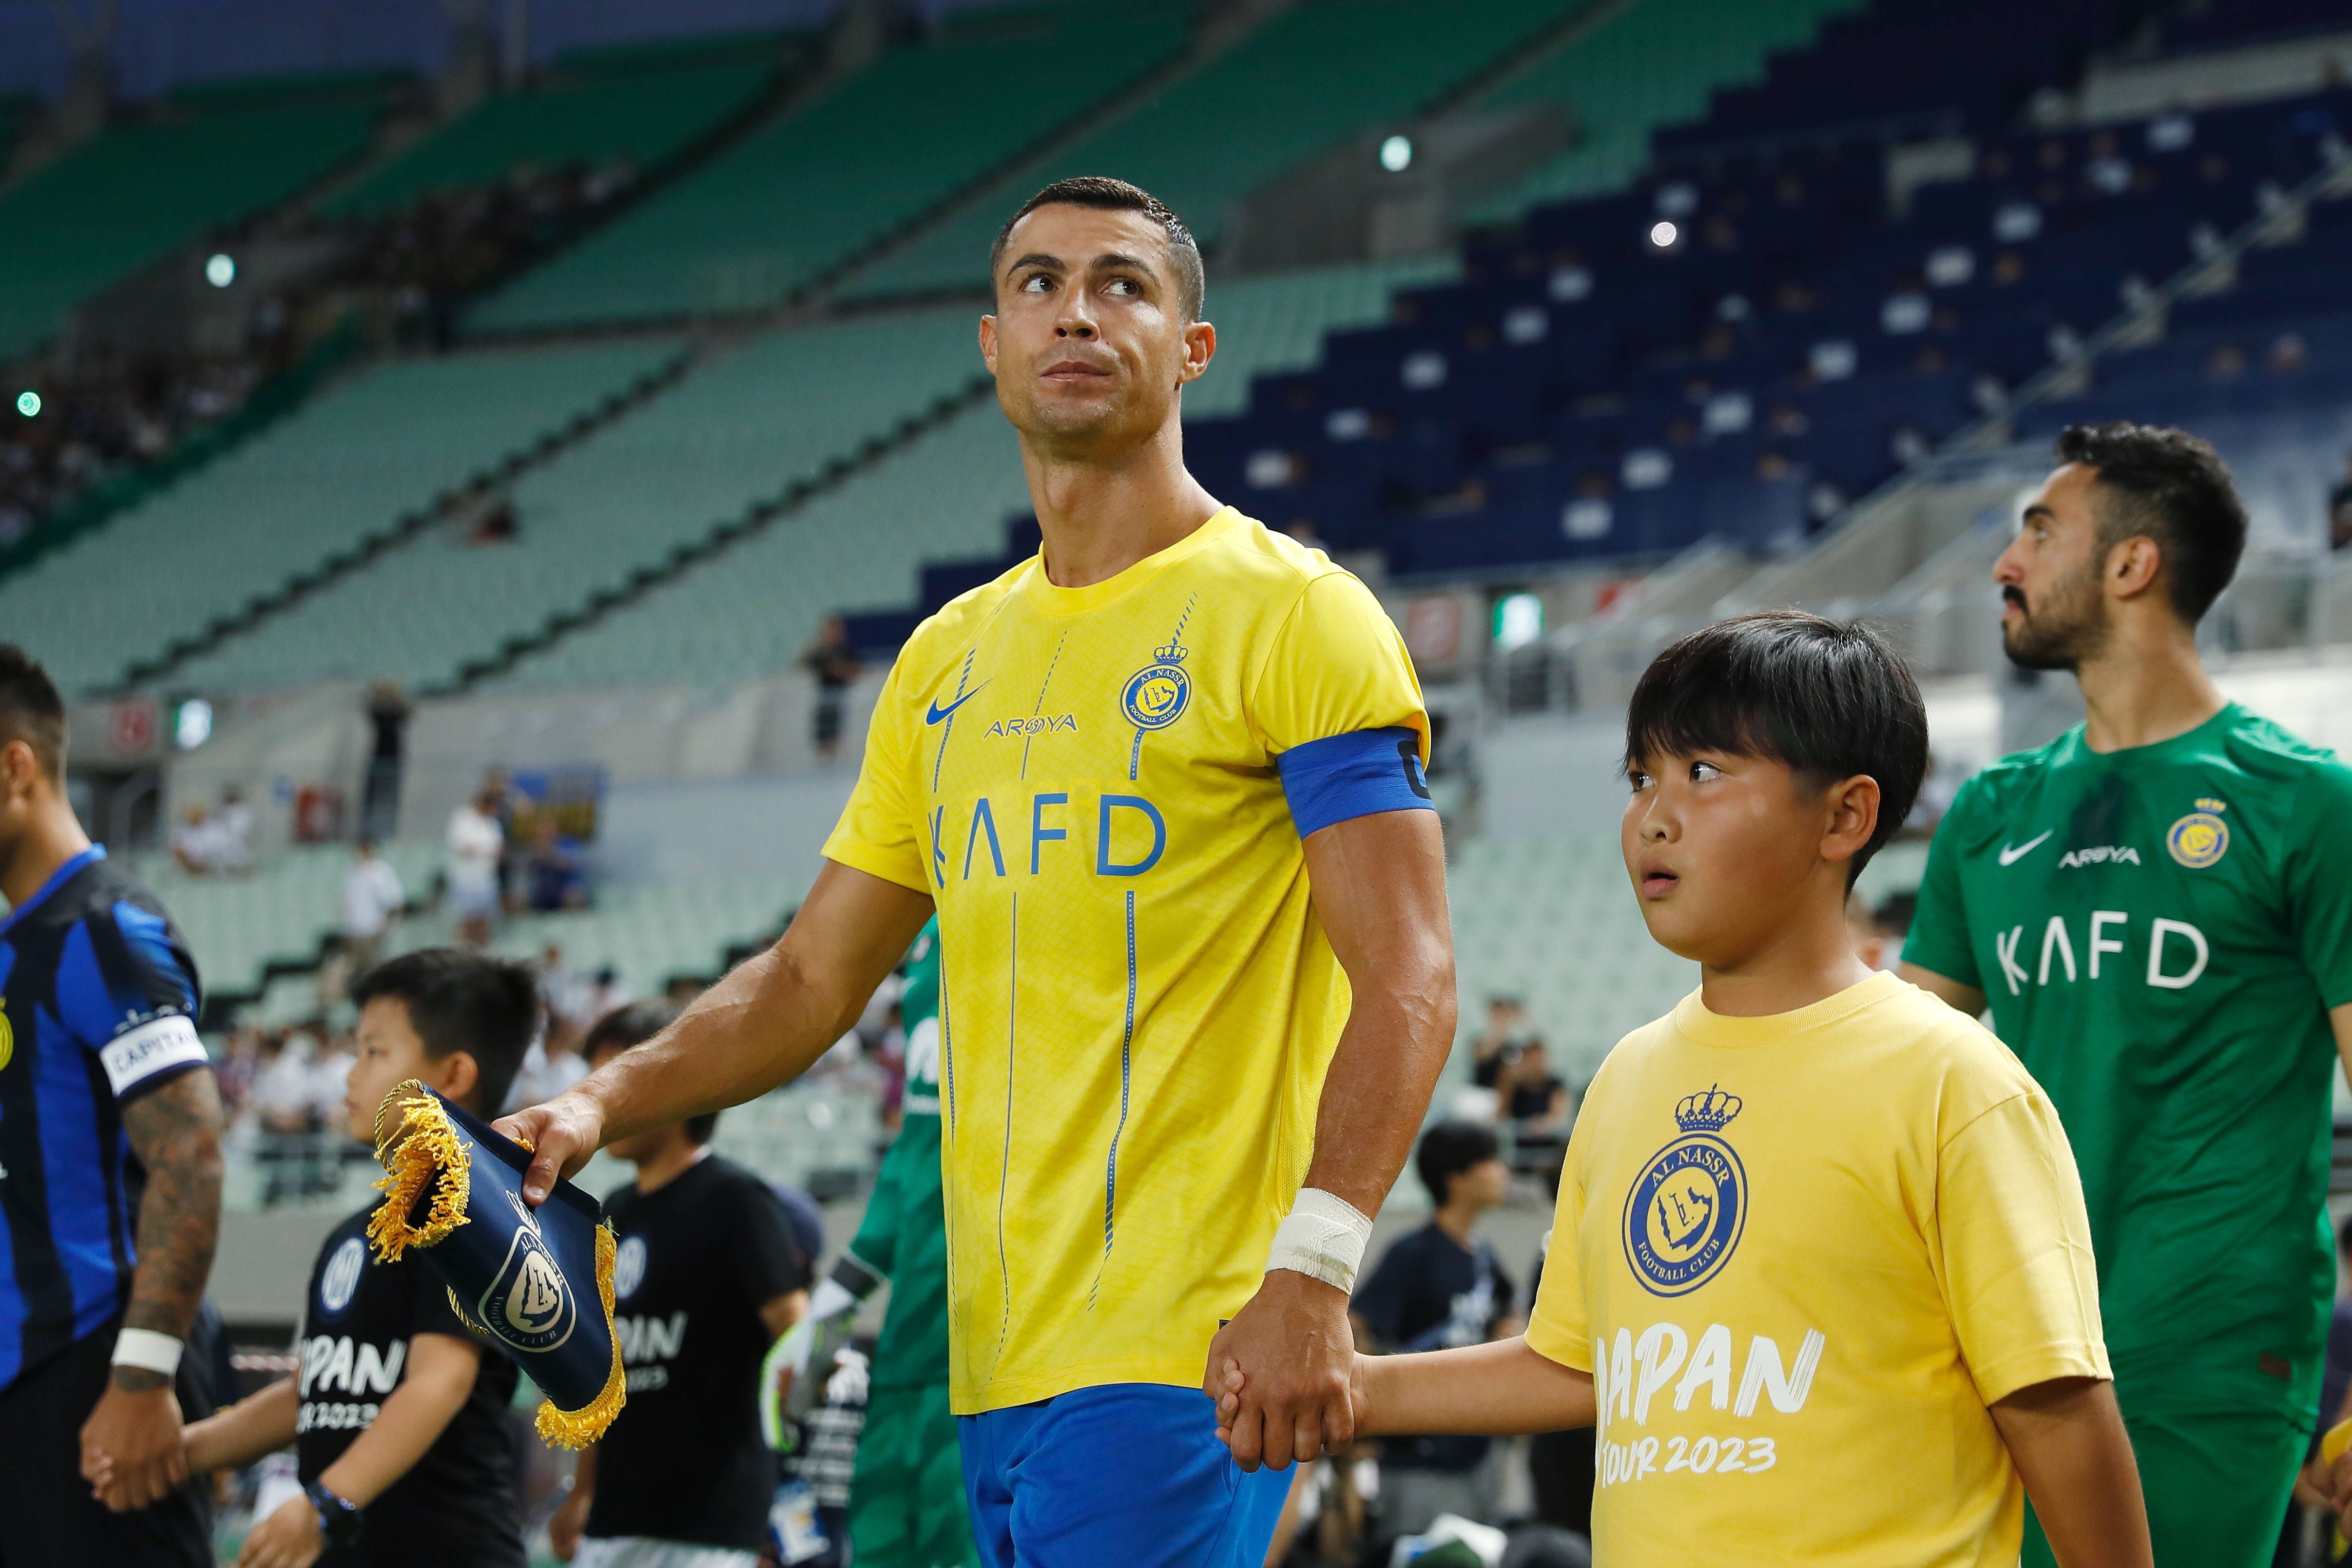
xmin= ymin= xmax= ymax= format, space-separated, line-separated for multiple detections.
xmin=1202 ymin=1269 xmax=1355 ymax=1472
xmin=548 ymin=1482 xmax=591 ymax=1562
xmin=80 ymin=1376 xmax=188 ymax=1511
xmin=496 ymin=1087 xmax=605 ymax=1206
xmin=237 ymin=1494 xmax=324 ymax=1568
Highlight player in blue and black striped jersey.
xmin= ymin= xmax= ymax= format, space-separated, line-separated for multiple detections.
xmin=0 ymin=644 xmax=224 ymax=1568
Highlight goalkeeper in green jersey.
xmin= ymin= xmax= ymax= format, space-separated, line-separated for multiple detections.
xmin=768 ymin=919 xmax=978 ymax=1568
xmin=1902 ymin=425 xmax=2352 ymax=1568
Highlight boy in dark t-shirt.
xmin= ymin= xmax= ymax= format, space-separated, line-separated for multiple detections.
xmin=183 ymin=950 xmax=539 ymax=1568
xmin=548 ymin=1002 xmax=812 ymax=1568
xmin=1350 ymin=1121 xmax=1518 ymax=1543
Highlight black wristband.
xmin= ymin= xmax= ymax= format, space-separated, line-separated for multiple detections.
xmin=306 ymin=1481 xmax=365 ymax=1550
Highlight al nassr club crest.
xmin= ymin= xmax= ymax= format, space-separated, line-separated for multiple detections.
xmin=1622 ymin=1086 xmax=1749 ymax=1297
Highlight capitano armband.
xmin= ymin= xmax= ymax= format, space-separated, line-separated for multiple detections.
xmin=1264 ymin=1188 xmax=1373 ymax=1293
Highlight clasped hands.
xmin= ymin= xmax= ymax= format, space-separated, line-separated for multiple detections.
xmin=1203 ymin=1267 xmax=1367 ymax=1471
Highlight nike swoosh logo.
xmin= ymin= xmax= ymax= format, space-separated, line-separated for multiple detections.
xmin=1998 ymin=830 xmax=2053 ymax=866
xmin=924 ymin=685 xmax=985 ymax=726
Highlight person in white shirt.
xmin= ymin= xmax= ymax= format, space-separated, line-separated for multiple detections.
xmin=340 ymin=838 xmax=406 ymax=972
xmin=445 ymin=789 xmax=504 ymax=945
xmin=213 ymin=785 xmax=254 ymax=874
xmin=170 ymin=803 xmax=225 ymax=875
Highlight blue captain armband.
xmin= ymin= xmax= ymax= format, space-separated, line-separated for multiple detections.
xmin=1277 ymin=726 xmax=1434 ymax=838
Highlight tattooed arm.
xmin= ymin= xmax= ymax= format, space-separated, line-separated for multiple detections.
xmin=80 ymin=1068 xmax=225 ymax=1512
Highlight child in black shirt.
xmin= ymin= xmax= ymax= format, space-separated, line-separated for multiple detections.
xmin=183 ymin=950 xmax=539 ymax=1568
xmin=548 ymin=1001 xmax=813 ymax=1568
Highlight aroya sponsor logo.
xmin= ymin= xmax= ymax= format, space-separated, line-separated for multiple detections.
xmin=985 ymin=714 xmax=1075 ymax=738
xmin=2057 ymin=845 xmax=2139 ymax=869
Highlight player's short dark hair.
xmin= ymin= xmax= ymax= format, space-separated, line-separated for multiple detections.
xmin=1626 ymin=611 xmax=1927 ymax=885
xmin=989 ymin=175 xmax=1204 ymax=322
xmin=2056 ymin=422 xmax=2246 ymax=622
xmin=1416 ymin=1120 xmax=1501 ymax=1206
xmin=0 ymin=644 xmax=67 ymax=781
xmin=351 ymin=948 xmax=538 ymax=1116
xmin=582 ymin=1000 xmax=713 ymax=1142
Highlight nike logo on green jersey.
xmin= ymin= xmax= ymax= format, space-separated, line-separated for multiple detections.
xmin=1997 ymin=830 xmax=2053 ymax=866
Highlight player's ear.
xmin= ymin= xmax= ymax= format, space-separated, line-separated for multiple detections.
xmin=2105 ymin=533 xmax=2164 ymax=602
xmin=978 ymin=313 xmax=999 ymax=376
xmin=1178 ymin=318 xmax=1215 ymax=385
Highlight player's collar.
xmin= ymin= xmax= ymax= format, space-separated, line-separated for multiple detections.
xmin=0 ymin=844 xmax=105 ymax=937
xmin=1020 ymin=505 xmax=1244 ymax=618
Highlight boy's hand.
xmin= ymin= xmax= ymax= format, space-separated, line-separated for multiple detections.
xmin=496 ymin=1088 xmax=604 ymax=1205
xmin=548 ymin=1485 xmax=591 ymax=1562
xmin=236 ymin=1495 xmax=324 ymax=1568
xmin=2294 ymin=1450 xmax=2352 ymax=1522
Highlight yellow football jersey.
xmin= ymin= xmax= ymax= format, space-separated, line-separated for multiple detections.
xmin=1525 ymin=972 xmax=2108 ymax=1567
xmin=824 ymin=505 xmax=1430 ymax=1413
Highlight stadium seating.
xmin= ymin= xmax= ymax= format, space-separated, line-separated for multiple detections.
xmin=0 ymin=339 xmax=678 ymax=694
xmin=467 ymin=1 xmax=1192 ymax=332
xmin=132 ymin=839 xmax=441 ymax=1003
xmin=169 ymin=307 xmax=987 ymax=693
xmin=843 ymin=0 xmax=1581 ymax=302
xmin=321 ymin=36 xmax=790 ymax=218
xmin=491 ymin=258 xmax=1455 ymax=691
xmin=1466 ymin=0 xmax=1864 ymax=218
xmin=0 ymin=79 xmax=386 ymax=361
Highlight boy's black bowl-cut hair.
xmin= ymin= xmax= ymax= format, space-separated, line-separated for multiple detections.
xmin=1625 ymin=610 xmax=1928 ymax=883
xmin=351 ymin=948 xmax=540 ymax=1115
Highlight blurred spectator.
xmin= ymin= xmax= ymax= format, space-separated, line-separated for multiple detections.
xmin=215 ymin=1027 xmax=264 ymax=1119
xmin=251 ymin=1029 xmax=321 ymax=1135
xmin=340 ymin=837 xmax=405 ymax=973
xmin=363 ymin=683 xmax=410 ymax=840
xmin=1523 ymin=1233 xmax=1597 ymax=1542
xmin=308 ymin=1027 xmax=354 ymax=1120
xmin=536 ymin=943 xmax=585 ymax=1037
xmin=2329 ymin=449 xmax=2352 ymax=553
xmin=570 ymin=965 xmax=632 ymax=1039
xmin=1497 ymin=1040 xmax=1574 ymax=1190
xmin=1351 ymin=1122 xmax=1519 ymax=1544
xmin=503 ymin=1027 xmax=587 ymax=1116
xmin=803 ymin=616 xmax=862 ymax=761
xmin=445 ymin=785 xmax=505 ymax=944
xmin=214 ymin=786 xmax=255 ymax=873
xmin=1468 ymin=995 xmax=1538 ymax=1090
xmin=171 ymin=802 xmax=226 ymax=874
xmin=524 ymin=816 xmax=590 ymax=911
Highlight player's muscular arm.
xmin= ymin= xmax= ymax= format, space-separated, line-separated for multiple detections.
xmin=1208 ymin=808 xmax=1454 ymax=1472
xmin=1989 ymin=1376 xmax=2152 ymax=1568
xmin=505 ymin=862 xmax=933 ymax=1201
xmin=1900 ymin=962 xmax=1987 ymax=1018
xmin=83 ymin=1067 xmax=225 ymax=1510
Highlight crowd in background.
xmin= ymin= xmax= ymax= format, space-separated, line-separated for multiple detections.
xmin=0 ymin=158 xmax=642 ymax=555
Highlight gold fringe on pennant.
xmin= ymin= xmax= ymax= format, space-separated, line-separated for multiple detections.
xmin=365 ymin=1080 xmax=471 ymax=1263
xmin=533 ymin=1220 xmax=627 ymax=1449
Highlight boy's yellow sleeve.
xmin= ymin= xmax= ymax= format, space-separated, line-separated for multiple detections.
xmin=1522 ymin=1151 xmax=1592 ymax=1372
xmin=1935 ymin=1090 xmax=2112 ymax=1405
xmin=822 ymin=657 xmax=931 ymax=894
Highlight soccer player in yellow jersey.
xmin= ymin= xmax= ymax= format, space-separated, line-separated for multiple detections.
xmin=501 ymin=177 xmax=1456 ymax=1568
xmin=1223 ymin=613 xmax=2155 ymax=1568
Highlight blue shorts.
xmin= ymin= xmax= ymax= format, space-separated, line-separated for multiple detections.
xmin=958 ymin=1383 xmax=1291 ymax=1568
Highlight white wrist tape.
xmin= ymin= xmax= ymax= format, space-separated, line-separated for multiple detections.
xmin=111 ymin=1328 xmax=183 ymax=1377
xmin=1264 ymin=1188 xmax=1373 ymax=1292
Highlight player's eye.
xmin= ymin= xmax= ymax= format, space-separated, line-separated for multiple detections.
xmin=1105 ymin=277 xmax=1139 ymax=297
xmin=1021 ymin=273 xmax=1053 ymax=293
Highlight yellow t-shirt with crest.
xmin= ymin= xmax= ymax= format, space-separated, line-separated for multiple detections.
xmin=824 ymin=505 xmax=1429 ymax=1414
xmin=1525 ymin=971 xmax=2108 ymax=1567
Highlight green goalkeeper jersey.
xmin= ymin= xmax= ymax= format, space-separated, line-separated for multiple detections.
xmin=1905 ymin=703 xmax=2352 ymax=1419
xmin=848 ymin=918 xmax=950 ymax=1391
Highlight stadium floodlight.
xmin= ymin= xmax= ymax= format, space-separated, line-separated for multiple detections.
xmin=1649 ymin=220 xmax=1679 ymax=249
xmin=172 ymin=697 xmax=213 ymax=750
xmin=205 ymin=252 xmax=236 ymax=288
xmin=1492 ymin=592 xmax=1544 ymax=651
xmin=14 ymin=390 xmax=37 ymax=417
xmin=1379 ymin=135 xmax=1413 ymax=173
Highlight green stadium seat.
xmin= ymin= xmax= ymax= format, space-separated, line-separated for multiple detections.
xmin=0 ymin=84 xmax=386 ymax=361
xmin=468 ymin=1 xmax=1192 ymax=332
xmin=844 ymin=0 xmax=1582 ymax=303
xmin=0 ymin=340 xmax=678 ymax=695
